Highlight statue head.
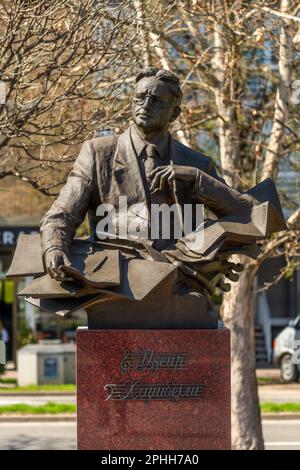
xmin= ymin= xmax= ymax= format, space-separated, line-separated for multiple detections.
xmin=132 ymin=67 xmax=182 ymax=134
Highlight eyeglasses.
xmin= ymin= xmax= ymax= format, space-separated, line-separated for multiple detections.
xmin=132 ymin=93 xmax=171 ymax=108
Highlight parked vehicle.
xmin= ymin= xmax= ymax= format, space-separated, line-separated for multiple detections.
xmin=273 ymin=315 xmax=300 ymax=383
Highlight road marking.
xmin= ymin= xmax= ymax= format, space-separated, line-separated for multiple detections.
xmin=262 ymin=420 xmax=300 ymax=424
xmin=0 ymin=422 xmax=75 ymax=426
xmin=265 ymin=442 xmax=300 ymax=446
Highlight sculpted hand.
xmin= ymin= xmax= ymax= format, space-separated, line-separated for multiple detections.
xmin=149 ymin=165 xmax=199 ymax=193
xmin=44 ymin=249 xmax=71 ymax=281
xmin=215 ymin=261 xmax=244 ymax=292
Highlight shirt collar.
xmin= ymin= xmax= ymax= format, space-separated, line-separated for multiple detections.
xmin=130 ymin=124 xmax=169 ymax=160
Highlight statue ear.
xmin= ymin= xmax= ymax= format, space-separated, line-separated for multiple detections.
xmin=169 ymin=106 xmax=181 ymax=122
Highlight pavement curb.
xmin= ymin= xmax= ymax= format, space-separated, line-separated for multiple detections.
xmin=0 ymin=414 xmax=76 ymax=422
xmin=261 ymin=413 xmax=300 ymax=420
xmin=0 ymin=392 xmax=75 ymax=397
xmin=1 ymin=413 xmax=300 ymax=423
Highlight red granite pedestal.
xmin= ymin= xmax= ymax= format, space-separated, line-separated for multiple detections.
xmin=77 ymin=328 xmax=231 ymax=450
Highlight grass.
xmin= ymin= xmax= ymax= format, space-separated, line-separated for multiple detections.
xmin=0 ymin=401 xmax=300 ymax=415
xmin=260 ymin=402 xmax=300 ymax=413
xmin=0 ymin=383 xmax=76 ymax=393
xmin=257 ymin=377 xmax=277 ymax=384
xmin=0 ymin=377 xmax=17 ymax=384
xmin=0 ymin=402 xmax=76 ymax=415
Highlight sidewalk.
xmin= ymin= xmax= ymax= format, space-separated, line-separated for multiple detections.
xmin=259 ymin=383 xmax=300 ymax=403
xmin=256 ymin=368 xmax=281 ymax=382
xmin=1 ymin=413 xmax=300 ymax=422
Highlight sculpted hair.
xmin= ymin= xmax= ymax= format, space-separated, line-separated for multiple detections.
xmin=135 ymin=67 xmax=182 ymax=106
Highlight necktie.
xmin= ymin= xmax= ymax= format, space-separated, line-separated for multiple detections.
xmin=145 ymin=144 xmax=159 ymax=176
xmin=146 ymin=144 xmax=156 ymax=159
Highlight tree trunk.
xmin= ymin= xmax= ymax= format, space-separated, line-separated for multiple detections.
xmin=261 ymin=0 xmax=292 ymax=181
xmin=133 ymin=0 xmax=151 ymax=68
xmin=221 ymin=255 xmax=264 ymax=450
xmin=147 ymin=28 xmax=191 ymax=146
xmin=212 ymin=3 xmax=265 ymax=450
xmin=219 ymin=0 xmax=293 ymax=450
xmin=212 ymin=14 xmax=240 ymax=187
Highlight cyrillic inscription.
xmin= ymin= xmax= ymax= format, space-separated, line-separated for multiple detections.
xmin=104 ymin=381 xmax=204 ymax=404
xmin=120 ymin=349 xmax=188 ymax=374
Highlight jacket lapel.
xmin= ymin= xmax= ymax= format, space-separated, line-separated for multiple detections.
xmin=169 ymin=137 xmax=186 ymax=166
xmin=113 ymin=128 xmax=147 ymax=204
xmin=168 ymin=137 xmax=188 ymax=209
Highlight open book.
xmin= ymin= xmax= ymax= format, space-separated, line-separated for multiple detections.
xmin=6 ymin=234 xmax=121 ymax=287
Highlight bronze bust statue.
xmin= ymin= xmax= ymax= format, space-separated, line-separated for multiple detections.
xmin=7 ymin=68 xmax=287 ymax=328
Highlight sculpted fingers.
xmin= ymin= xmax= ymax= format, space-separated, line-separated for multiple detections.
xmin=48 ymin=258 xmax=64 ymax=280
xmin=48 ymin=259 xmax=57 ymax=280
xmin=46 ymin=250 xmax=71 ymax=281
xmin=158 ymin=168 xmax=172 ymax=191
xmin=51 ymin=264 xmax=66 ymax=281
xmin=149 ymin=164 xmax=199 ymax=192
xmin=231 ymin=263 xmax=244 ymax=273
xmin=217 ymin=279 xmax=231 ymax=292
xmin=225 ymin=270 xmax=240 ymax=282
xmin=167 ymin=171 xmax=176 ymax=185
xmin=150 ymin=167 xmax=170 ymax=192
xmin=150 ymin=166 xmax=167 ymax=176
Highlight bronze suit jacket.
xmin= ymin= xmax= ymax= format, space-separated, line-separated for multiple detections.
xmin=40 ymin=126 xmax=253 ymax=258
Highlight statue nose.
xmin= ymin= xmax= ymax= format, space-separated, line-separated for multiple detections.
xmin=142 ymin=96 xmax=152 ymax=109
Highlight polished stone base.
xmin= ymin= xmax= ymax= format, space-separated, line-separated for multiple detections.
xmin=77 ymin=328 xmax=231 ymax=450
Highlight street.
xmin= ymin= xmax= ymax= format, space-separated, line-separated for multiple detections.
xmin=0 ymin=420 xmax=299 ymax=450
xmin=264 ymin=420 xmax=300 ymax=450
xmin=258 ymin=384 xmax=300 ymax=404
xmin=0 ymin=422 xmax=76 ymax=450
xmin=0 ymin=395 xmax=75 ymax=405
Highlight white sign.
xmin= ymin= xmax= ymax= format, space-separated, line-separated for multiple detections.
xmin=0 ymin=340 xmax=5 ymax=365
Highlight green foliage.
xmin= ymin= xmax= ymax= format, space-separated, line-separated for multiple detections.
xmin=0 ymin=383 xmax=75 ymax=392
xmin=256 ymin=377 xmax=277 ymax=384
xmin=260 ymin=402 xmax=300 ymax=413
xmin=0 ymin=402 xmax=76 ymax=414
xmin=283 ymin=260 xmax=300 ymax=281
xmin=75 ymin=215 xmax=90 ymax=238
xmin=17 ymin=312 xmax=37 ymax=348
xmin=1 ymin=401 xmax=300 ymax=415
xmin=0 ymin=377 xmax=17 ymax=384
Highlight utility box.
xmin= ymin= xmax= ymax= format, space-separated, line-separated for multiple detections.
xmin=17 ymin=340 xmax=75 ymax=386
